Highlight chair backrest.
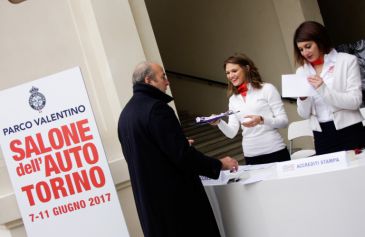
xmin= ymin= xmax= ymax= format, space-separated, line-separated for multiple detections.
xmin=360 ymin=107 xmax=365 ymax=117
xmin=360 ymin=107 xmax=365 ymax=125
xmin=288 ymin=119 xmax=313 ymax=140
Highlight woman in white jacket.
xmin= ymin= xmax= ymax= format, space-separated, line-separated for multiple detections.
xmin=211 ymin=54 xmax=290 ymax=165
xmin=293 ymin=21 xmax=365 ymax=155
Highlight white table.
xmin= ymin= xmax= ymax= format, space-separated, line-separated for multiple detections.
xmin=205 ymin=154 xmax=365 ymax=237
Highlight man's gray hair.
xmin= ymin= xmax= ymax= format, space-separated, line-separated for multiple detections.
xmin=132 ymin=61 xmax=155 ymax=85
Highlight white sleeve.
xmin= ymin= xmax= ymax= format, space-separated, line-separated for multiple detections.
xmin=262 ymin=84 xmax=288 ymax=128
xmin=217 ymin=99 xmax=240 ymax=139
xmin=297 ymin=97 xmax=313 ymax=119
xmin=316 ymin=55 xmax=362 ymax=110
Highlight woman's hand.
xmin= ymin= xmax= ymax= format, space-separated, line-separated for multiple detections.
xmin=241 ymin=115 xmax=263 ymax=127
xmin=307 ymin=75 xmax=323 ymax=89
xmin=209 ymin=114 xmax=221 ymax=126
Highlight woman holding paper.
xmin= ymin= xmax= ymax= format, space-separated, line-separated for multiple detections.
xmin=293 ymin=21 xmax=365 ymax=155
xmin=211 ymin=54 xmax=290 ymax=165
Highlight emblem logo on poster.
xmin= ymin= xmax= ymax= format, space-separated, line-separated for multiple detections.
xmin=28 ymin=86 xmax=46 ymax=112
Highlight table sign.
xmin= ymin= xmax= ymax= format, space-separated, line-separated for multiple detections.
xmin=277 ymin=151 xmax=348 ymax=178
xmin=0 ymin=67 xmax=129 ymax=237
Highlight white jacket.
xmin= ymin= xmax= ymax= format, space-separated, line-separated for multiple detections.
xmin=297 ymin=51 xmax=363 ymax=131
xmin=218 ymin=83 xmax=288 ymax=156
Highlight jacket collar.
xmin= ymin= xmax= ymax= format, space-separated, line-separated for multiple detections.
xmin=324 ymin=49 xmax=337 ymax=64
xmin=133 ymin=82 xmax=173 ymax=103
xmin=303 ymin=49 xmax=337 ymax=72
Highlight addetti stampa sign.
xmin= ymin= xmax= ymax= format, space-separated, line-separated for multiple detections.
xmin=0 ymin=67 xmax=129 ymax=237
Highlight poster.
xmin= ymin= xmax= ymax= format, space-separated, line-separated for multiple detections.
xmin=0 ymin=67 xmax=129 ymax=237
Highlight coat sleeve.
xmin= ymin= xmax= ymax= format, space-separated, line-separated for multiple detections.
xmin=316 ymin=55 xmax=362 ymax=110
xmin=262 ymin=84 xmax=288 ymax=128
xmin=148 ymin=101 xmax=222 ymax=179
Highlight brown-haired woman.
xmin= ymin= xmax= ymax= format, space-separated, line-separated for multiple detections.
xmin=211 ymin=54 xmax=290 ymax=165
xmin=294 ymin=21 xmax=365 ymax=155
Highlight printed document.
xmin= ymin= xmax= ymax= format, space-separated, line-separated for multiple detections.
xmin=282 ymin=74 xmax=316 ymax=97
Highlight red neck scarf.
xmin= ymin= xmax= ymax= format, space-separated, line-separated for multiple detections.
xmin=310 ymin=57 xmax=324 ymax=66
xmin=237 ymin=83 xmax=248 ymax=97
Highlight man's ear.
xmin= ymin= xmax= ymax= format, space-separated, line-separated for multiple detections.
xmin=144 ymin=77 xmax=151 ymax=84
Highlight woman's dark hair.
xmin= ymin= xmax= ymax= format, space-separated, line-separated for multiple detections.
xmin=223 ymin=53 xmax=263 ymax=97
xmin=293 ymin=21 xmax=333 ymax=65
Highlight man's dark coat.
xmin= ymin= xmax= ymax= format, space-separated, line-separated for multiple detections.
xmin=118 ymin=83 xmax=222 ymax=237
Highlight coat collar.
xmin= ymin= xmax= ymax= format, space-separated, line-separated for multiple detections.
xmin=133 ymin=82 xmax=173 ymax=103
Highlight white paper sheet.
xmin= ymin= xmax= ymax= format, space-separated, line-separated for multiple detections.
xmin=201 ymin=167 xmax=246 ymax=186
xmin=281 ymin=74 xmax=316 ymax=97
xmin=240 ymin=163 xmax=275 ymax=171
xmin=240 ymin=173 xmax=271 ymax=185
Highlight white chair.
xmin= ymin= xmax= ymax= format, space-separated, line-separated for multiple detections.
xmin=288 ymin=119 xmax=316 ymax=159
xmin=360 ymin=107 xmax=365 ymax=125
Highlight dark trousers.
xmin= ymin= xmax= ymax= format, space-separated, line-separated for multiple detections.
xmin=244 ymin=148 xmax=290 ymax=165
xmin=313 ymin=121 xmax=365 ymax=155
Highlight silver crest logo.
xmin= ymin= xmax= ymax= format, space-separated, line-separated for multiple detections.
xmin=29 ymin=86 xmax=46 ymax=112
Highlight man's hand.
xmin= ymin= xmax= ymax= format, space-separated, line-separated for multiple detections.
xmin=219 ymin=156 xmax=239 ymax=172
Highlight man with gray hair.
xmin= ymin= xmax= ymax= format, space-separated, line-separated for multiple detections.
xmin=118 ymin=61 xmax=238 ymax=237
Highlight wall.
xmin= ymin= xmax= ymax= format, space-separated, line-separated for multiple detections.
xmin=146 ymin=0 xmax=321 ymax=114
xmin=168 ymin=75 xmax=227 ymax=116
xmin=146 ymin=0 xmax=293 ymax=92
xmin=317 ymin=0 xmax=365 ymax=45
xmin=0 ymin=225 xmax=12 ymax=237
